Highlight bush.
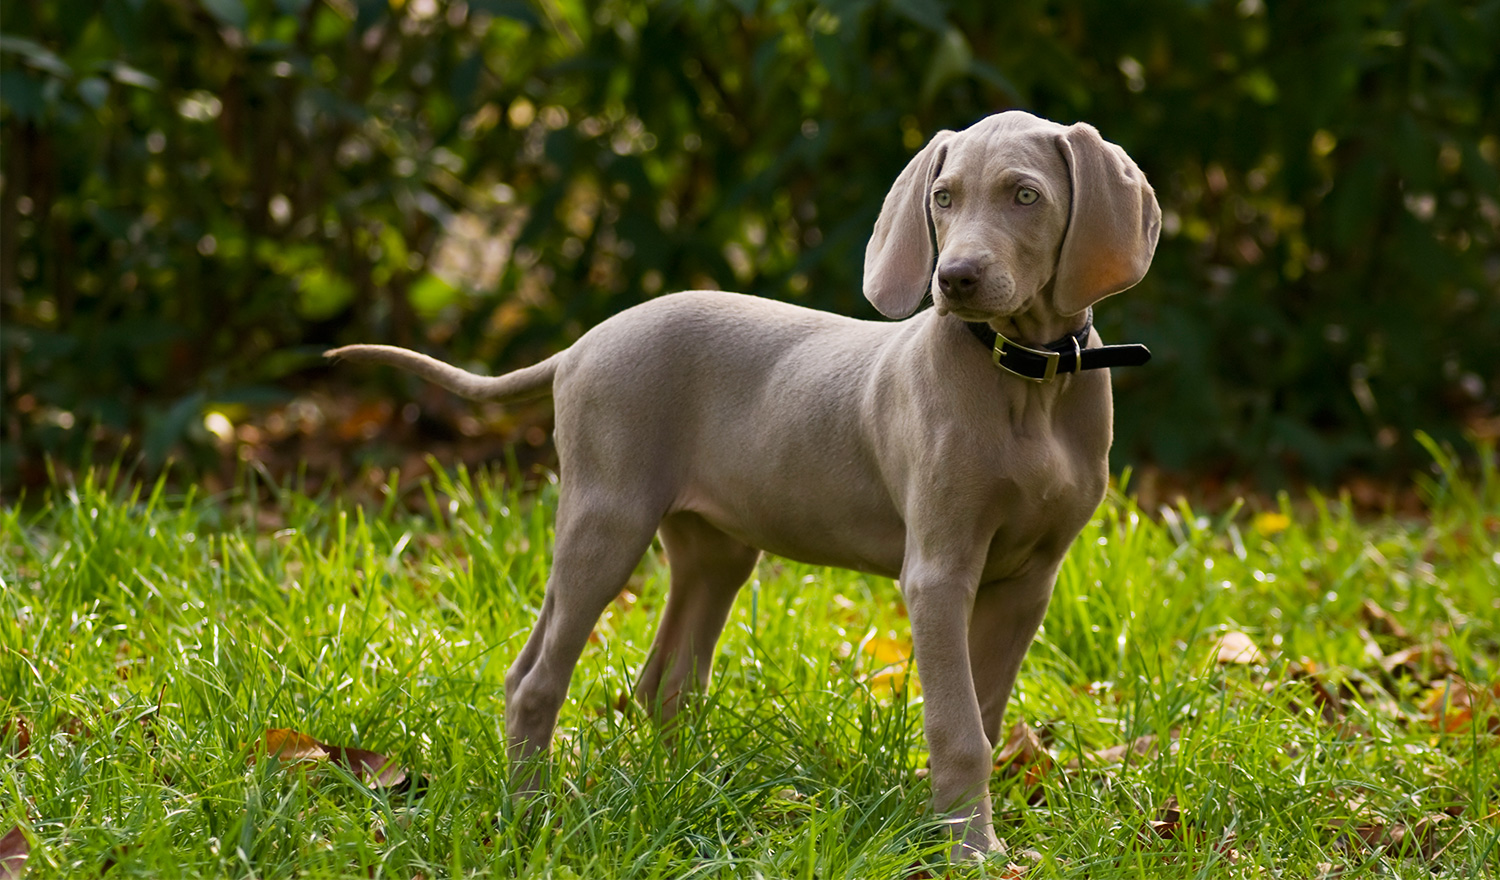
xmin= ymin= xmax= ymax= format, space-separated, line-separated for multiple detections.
xmin=2 ymin=0 xmax=1496 ymax=488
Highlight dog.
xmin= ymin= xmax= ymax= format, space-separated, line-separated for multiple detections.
xmin=327 ymin=109 xmax=1160 ymax=859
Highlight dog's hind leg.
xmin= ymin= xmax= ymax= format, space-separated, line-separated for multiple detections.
xmin=634 ymin=512 xmax=760 ymax=723
xmin=503 ymin=487 xmax=662 ymax=787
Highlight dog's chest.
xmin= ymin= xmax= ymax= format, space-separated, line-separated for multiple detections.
xmin=977 ymin=430 xmax=1107 ymax=582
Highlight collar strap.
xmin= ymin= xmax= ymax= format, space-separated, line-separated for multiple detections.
xmin=964 ymin=309 xmax=1152 ymax=382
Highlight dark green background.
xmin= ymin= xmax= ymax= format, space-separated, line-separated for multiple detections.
xmin=2 ymin=0 xmax=1497 ymax=489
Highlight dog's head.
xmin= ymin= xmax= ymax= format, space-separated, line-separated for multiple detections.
xmin=863 ymin=111 xmax=1161 ymax=322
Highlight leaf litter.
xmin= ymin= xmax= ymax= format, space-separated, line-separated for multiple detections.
xmin=255 ymin=727 xmax=424 ymax=793
xmin=1024 ymin=596 xmax=1496 ymax=873
xmin=0 ymin=827 xmax=28 ymax=880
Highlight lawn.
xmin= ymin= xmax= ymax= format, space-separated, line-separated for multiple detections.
xmin=2 ymin=440 xmax=1497 ymax=878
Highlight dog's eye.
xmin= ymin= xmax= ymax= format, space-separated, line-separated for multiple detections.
xmin=1016 ymin=187 xmax=1039 ymax=205
xmin=933 ymin=189 xmax=951 ymax=208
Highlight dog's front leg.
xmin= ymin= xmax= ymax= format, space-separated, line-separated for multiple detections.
xmin=903 ymin=557 xmax=1002 ymax=861
xmin=969 ymin=567 xmax=1058 ymax=748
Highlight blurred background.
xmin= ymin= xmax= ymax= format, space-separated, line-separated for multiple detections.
xmin=2 ymin=0 xmax=1497 ymax=501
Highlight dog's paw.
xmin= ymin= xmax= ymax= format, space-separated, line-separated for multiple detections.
xmin=949 ymin=825 xmax=1005 ymax=863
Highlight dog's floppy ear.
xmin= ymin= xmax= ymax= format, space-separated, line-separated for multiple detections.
xmin=1053 ymin=124 xmax=1161 ymax=316
xmin=863 ymin=130 xmax=955 ymax=319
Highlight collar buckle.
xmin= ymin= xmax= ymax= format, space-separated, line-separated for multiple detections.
xmin=967 ymin=307 xmax=1152 ymax=381
xmin=992 ymin=334 xmax=1059 ymax=383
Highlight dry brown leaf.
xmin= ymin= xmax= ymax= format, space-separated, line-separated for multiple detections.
xmin=1356 ymin=628 xmax=1385 ymax=665
xmin=323 ymin=744 xmax=407 ymax=787
xmin=260 ymin=728 xmax=325 ymax=764
xmin=1282 ymin=662 xmax=1344 ymax=723
xmin=0 ymin=717 xmax=30 ymax=758
xmin=1136 ymin=799 xmax=1240 ymax=863
xmin=0 ymin=826 xmax=28 ymax=880
xmin=100 ymin=842 xmax=140 ymax=874
xmin=1140 ymin=799 xmax=1174 ymax=838
xmin=335 ymin=400 xmax=394 ymax=442
xmin=1065 ymin=732 xmax=1160 ymax=772
xmin=1329 ymin=815 xmax=1448 ymax=859
xmin=1421 ymin=677 xmax=1496 ymax=734
xmin=1005 ymin=848 xmax=1045 ymax=874
xmin=1337 ymin=820 xmax=1400 ymax=854
xmin=996 ymin=721 xmax=1051 ymax=769
xmin=55 ymin=715 xmax=89 ymax=739
xmin=1212 ymin=630 xmax=1265 ymax=665
xmin=1331 ymin=811 xmax=1461 ymax=861
xmin=1404 ymin=812 xmax=1461 ymax=860
xmin=256 ymin=728 xmax=410 ymax=788
xmin=1380 ymin=643 xmax=1456 ymax=680
xmin=1359 ymin=599 xmax=1410 ymax=641
xmin=995 ymin=721 xmax=1053 ymax=792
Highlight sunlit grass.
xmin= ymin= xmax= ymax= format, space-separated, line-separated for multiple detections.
xmin=2 ymin=442 xmax=1497 ymax=878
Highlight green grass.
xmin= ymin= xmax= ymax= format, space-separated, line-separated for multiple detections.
xmin=2 ymin=441 xmax=1497 ymax=878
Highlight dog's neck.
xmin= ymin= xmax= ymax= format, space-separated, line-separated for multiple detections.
xmin=960 ymin=304 xmax=1152 ymax=384
xmin=985 ymin=305 xmax=1089 ymax=350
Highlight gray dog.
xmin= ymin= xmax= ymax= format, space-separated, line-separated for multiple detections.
xmin=328 ymin=110 xmax=1160 ymax=860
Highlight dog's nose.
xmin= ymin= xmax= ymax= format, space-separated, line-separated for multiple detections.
xmin=937 ymin=258 xmax=982 ymax=296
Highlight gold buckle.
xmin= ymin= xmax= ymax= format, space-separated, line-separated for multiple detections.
xmin=992 ymin=333 xmax=1058 ymax=383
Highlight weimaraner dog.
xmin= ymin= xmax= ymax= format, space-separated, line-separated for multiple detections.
xmin=328 ymin=109 xmax=1159 ymax=859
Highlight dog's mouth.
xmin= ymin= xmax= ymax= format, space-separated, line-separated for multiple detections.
xmin=933 ymin=284 xmax=1024 ymax=325
xmin=936 ymin=303 xmax=1000 ymax=323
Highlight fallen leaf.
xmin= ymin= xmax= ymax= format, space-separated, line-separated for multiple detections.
xmin=1421 ymin=677 xmax=1495 ymax=734
xmin=1283 ymin=662 xmax=1344 ymax=723
xmin=0 ymin=827 xmax=27 ymax=880
xmin=1359 ymin=599 xmax=1410 ymax=641
xmin=1331 ymin=807 xmax=1466 ymax=860
xmin=995 ymin=721 xmax=1053 ymax=791
xmin=260 ymin=728 xmax=325 ymax=764
xmin=866 ymin=664 xmax=916 ymax=696
xmin=323 ymin=744 xmax=407 ymax=788
xmin=1252 ymin=511 xmax=1290 ymax=536
xmin=335 ymin=400 xmax=394 ymax=442
xmin=1136 ymin=799 xmax=1240 ymax=863
xmin=1335 ymin=819 xmax=1417 ymax=857
xmin=55 ymin=715 xmax=89 ymax=739
xmin=862 ymin=635 xmax=909 ymax=666
xmin=1065 ymin=732 xmax=1160 ymax=771
xmin=1380 ymin=643 xmax=1456 ymax=680
xmin=862 ymin=635 xmax=919 ymax=696
xmin=1356 ymin=628 xmax=1385 ymax=665
xmin=0 ymin=717 xmax=30 ymax=758
xmin=1213 ymin=630 xmax=1265 ymax=665
xmin=1138 ymin=796 xmax=1184 ymax=844
xmin=256 ymin=728 xmax=412 ymax=789
xmin=1405 ymin=811 xmax=1462 ymax=860
xmin=100 ymin=842 xmax=139 ymax=874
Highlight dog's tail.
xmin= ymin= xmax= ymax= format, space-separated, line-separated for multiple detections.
xmin=324 ymin=344 xmax=559 ymax=403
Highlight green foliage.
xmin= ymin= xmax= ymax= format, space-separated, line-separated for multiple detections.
xmin=2 ymin=0 xmax=1497 ymax=485
xmin=2 ymin=455 xmax=1497 ymax=876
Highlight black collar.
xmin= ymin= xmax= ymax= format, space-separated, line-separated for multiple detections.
xmin=964 ymin=309 xmax=1151 ymax=382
